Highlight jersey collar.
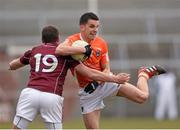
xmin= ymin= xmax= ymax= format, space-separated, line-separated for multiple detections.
xmin=79 ymin=33 xmax=95 ymax=45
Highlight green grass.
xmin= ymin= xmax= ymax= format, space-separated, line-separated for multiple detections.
xmin=1 ymin=118 xmax=180 ymax=129
xmin=100 ymin=118 xmax=180 ymax=129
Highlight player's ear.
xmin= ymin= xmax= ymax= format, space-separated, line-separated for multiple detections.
xmin=80 ymin=25 xmax=85 ymax=31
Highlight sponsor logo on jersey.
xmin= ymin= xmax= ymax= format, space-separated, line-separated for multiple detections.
xmin=96 ymin=49 xmax=101 ymax=57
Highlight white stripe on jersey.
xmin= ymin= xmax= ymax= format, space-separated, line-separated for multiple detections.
xmin=54 ymin=60 xmax=67 ymax=94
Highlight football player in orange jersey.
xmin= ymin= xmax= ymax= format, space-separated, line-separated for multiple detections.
xmin=55 ymin=12 xmax=166 ymax=129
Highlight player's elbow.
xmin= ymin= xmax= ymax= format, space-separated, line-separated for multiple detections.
xmin=9 ymin=59 xmax=25 ymax=70
xmin=9 ymin=63 xmax=17 ymax=70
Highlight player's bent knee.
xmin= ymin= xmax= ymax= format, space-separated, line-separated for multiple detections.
xmin=138 ymin=93 xmax=149 ymax=104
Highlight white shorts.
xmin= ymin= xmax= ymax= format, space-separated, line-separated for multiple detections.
xmin=14 ymin=88 xmax=64 ymax=123
xmin=79 ymin=82 xmax=120 ymax=114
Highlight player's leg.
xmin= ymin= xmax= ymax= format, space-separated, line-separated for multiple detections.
xmin=44 ymin=122 xmax=62 ymax=130
xmin=167 ymin=91 xmax=178 ymax=120
xmin=117 ymin=65 xmax=166 ymax=103
xmin=83 ymin=109 xmax=101 ymax=129
xmin=81 ymin=65 xmax=166 ymax=129
xmin=12 ymin=116 xmax=31 ymax=129
xmin=117 ymin=80 xmax=149 ymax=103
xmin=155 ymin=91 xmax=167 ymax=120
xmin=79 ymin=82 xmax=120 ymax=129
xmin=12 ymin=88 xmax=39 ymax=129
xmin=40 ymin=92 xmax=64 ymax=130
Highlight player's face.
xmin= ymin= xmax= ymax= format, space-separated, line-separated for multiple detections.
xmin=81 ymin=19 xmax=99 ymax=41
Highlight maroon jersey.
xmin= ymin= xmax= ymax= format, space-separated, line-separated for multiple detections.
xmin=20 ymin=43 xmax=79 ymax=96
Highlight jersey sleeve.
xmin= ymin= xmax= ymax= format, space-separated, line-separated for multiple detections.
xmin=64 ymin=39 xmax=73 ymax=46
xmin=20 ymin=50 xmax=32 ymax=65
xmin=64 ymin=37 xmax=75 ymax=46
xmin=65 ymin=34 xmax=80 ymax=46
xmin=101 ymin=42 xmax=109 ymax=65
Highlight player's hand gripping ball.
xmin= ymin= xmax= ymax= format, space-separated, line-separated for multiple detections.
xmin=71 ymin=40 xmax=92 ymax=61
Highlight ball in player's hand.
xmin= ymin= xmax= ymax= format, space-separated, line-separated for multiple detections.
xmin=71 ymin=40 xmax=89 ymax=61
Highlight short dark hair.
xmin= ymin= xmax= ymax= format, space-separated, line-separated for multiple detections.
xmin=42 ymin=25 xmax=59 ymax=43
xmin=79 ymin=12 xmax=99 ymax=25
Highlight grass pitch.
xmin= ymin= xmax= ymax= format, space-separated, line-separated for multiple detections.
xmin=1 ymin=118 xmax=180 ymax=129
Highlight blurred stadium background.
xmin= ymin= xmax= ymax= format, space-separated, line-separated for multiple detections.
xmin=0 ymin=0 xmax=180 ymax=129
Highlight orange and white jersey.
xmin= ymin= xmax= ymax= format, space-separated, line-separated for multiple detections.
xmin=65 ymin=33 xmax=109 ymax=88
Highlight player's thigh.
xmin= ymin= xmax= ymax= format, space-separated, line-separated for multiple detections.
xmin=100 ymin=82 xmax=120 ymax=98
xmin=15 ymin=88 xmax=39 ymax=121
xmin=40 ymin=92 xmax=64 ymax=123
xmin=79 ymin=82 xmax=119 ymax=114
xmin=117 ymin=82 xmax=143 ymax=100
xmin=13 ymin=115 xmax=31 ymax=129
xmin=83 ymin=109 xmax=101 ymax=129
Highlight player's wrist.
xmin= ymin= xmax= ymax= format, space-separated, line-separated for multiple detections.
xmin=111 ymin=74 xmax=118 ymax=83
xmin=84 ymin=45 xmax=92 ymax=58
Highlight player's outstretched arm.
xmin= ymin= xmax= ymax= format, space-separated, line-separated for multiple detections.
xmin=74 ymin=63 xmax=130 ymax=84
xmin=9 ymin=58 xmax=25 ymax=70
